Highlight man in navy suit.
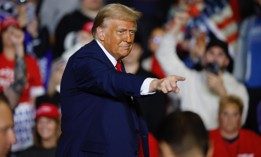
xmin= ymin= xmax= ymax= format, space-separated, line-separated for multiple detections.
xmin=56 ymin=3 xmax=185 ymax=157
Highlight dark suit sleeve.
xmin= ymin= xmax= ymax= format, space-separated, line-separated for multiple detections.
xmin=71 ymin=55 xmax=146 ymax=98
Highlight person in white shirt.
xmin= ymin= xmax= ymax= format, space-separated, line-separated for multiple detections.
xmin=156 ymin=11 xmax=248 ymax=130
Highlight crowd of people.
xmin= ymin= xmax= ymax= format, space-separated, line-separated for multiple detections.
xmin=0 ymin=0 xmax=261 ymax=157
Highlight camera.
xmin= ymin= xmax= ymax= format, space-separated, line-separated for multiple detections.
xmin=206 ymin=62 xmax=219 ymax=75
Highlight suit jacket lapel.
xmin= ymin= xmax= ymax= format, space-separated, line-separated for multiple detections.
xmin=90 ymin=40 xmax=116 ymax=69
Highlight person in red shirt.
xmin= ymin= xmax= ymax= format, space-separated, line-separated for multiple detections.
xmin=210 ymin=95 xmax=261 ymax=157
xmin=0 ymin=17 xmax=44 ymax=153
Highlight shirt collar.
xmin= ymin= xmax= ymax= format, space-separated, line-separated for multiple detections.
xmin=96 ymin=39 xmax=117 ymax=67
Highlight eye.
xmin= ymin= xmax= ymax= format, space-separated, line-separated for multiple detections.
xmin=222 ymin=112 xmax=228 ymax=116
xmin=130 ymin=30 xmax=136 ymax=35
xmin=218 ymin=53 xmax=225 ymax=58
xmin=117 ymin=30 xmax=124 ymax=34
xmin=0 ymin=127 xmax=9 ymax=135
xmin=233 ymin=112 xmax=239 ymax=117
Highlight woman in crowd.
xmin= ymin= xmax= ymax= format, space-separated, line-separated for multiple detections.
xmin=19 ymin=103 xmax=61 ymax=157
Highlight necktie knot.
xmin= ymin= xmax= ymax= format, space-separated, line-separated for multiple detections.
xmin=115 ymin=60 xmax=122 ymax=72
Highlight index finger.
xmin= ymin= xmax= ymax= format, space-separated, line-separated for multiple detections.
xmin=173 ymin=75 xmax=186 ymax=82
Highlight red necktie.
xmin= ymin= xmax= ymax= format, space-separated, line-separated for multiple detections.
xmin=115 ymin=60 xmax=122 ymax=72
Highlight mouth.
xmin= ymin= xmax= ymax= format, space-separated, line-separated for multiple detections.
xmin=120 ymin=46 xmax=131 ymax=51
xmin=121 ymin=45 xmax=131 ymax=48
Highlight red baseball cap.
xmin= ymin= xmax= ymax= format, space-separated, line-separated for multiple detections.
xmin=35 ymin=103 xmax=60 ymax=119
xmin=0 ymin=17 xmax=20 ymax=32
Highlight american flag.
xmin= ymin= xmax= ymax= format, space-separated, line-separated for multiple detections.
xmin=181 ymin=0 xmax=239 ymax=57
xmin=202 ymin=0 xmax=239 ymax=56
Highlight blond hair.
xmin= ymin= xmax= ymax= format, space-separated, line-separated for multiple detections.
xmin=219 ymin=95 xmax=244 ymax=115
xmin=91 ymin=3 xmax=141 ymax=37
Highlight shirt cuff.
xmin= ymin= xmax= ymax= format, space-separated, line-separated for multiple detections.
xmin=140 ymin=78 xmax=156 ymax=95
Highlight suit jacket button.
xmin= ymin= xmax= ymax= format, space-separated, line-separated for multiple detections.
xmin=135 ymin=150 xmax=139 ymax=155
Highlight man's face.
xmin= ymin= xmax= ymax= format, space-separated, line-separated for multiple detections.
xmin=219 ymin=103 xmax=241 ymax=134
xmin=203 ymin=46 xmax=229 ymax=71
xmin=0 ymin=103 xmax=16 ymax=157
xmin=98 ymin=19 xmax=137 ymax=60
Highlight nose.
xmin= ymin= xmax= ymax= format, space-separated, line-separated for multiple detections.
xmin=226 ymin=114 xmax=236 ymax=121
xmin=125 ymin=32 xmax=132 ymax=43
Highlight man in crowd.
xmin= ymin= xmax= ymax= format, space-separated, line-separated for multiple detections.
xmin=156 ymin=10 xmax=248 ymax=130
xmin=0 ymin=93 xmax=16 ymax=157
xmin=156 ymin=111 xmax=212 ymax=157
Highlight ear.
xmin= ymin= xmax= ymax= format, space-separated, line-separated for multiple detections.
xmin=97 ymin=27 xmax=105 ymax=41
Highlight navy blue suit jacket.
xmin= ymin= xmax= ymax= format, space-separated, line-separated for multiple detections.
xmin=56 ymin=40 xmax=149 ymax=157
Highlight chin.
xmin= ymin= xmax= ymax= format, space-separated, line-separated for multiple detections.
xmin=120 ymin=52 xmax=131 ymax=58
